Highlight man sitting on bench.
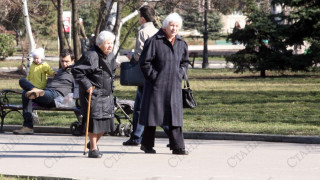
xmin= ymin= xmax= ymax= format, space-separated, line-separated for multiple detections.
xmin=13 ymin=49 xmax=75 ymax=135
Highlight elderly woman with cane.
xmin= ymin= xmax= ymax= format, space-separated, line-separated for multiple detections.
xmin=72 ymin=31 xmax=117 ymax=158
xmin=139 ymin=13 xmax=189 ymax=155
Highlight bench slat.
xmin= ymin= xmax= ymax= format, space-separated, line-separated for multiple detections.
xmin=2 ymin=105 xmax=76 ymax=111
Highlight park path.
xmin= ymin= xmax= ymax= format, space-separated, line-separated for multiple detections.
xmin=0 ymin=133 xmax=319 ymax=180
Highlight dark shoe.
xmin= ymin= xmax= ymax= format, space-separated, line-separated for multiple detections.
xmin=88 ymin=149 xmax=102 ymax=158
xmin=166 ymin=144 xmax=170 ymax=147
xmin=87 ymin=142 xmax=99 ymax=151
xmin=172 ymin=148 xmax=189 ymax=155
xmin=140 ymin=145 xmax=156 ymax=154
xmin=123 ymin=139 xmax=140 ymax=146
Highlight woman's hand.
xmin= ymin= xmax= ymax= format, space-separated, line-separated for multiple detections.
xmin=86 ymin=86 xmax=94 ymax=93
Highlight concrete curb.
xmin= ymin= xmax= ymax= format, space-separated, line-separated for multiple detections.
xmin=3 ymin=125 xmax=320 ymax=144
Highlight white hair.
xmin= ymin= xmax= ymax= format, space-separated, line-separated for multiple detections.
xmin=95 ymin=31 xmax=115 ymax=46
xmin=162 ymin=12 xmax=183 ymax=28
xmin=32 ymin=47 xmax=45 ymax=59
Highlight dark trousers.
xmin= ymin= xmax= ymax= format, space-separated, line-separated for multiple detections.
xmin=19 ymin=78 xmax=35 ymax=91
xmin=130 ymin=86 xmax=169 ymax=143
xmin=130 ymin=86 xmax=144 ymax=143
xmin=20 ymin=78 xmax=59 ymax=128
xmin=141 ymin=126 xmax=185 ymax=150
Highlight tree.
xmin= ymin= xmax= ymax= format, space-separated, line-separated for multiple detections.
xmin=78 ymin=1 xmax=100 ymax=36
xmin=22 ymin=0 xmax=36 ymax=75
xmin=96 ymin=0 xmax=148 ymax=60
xmin=0 ymin=0 xmax=22 ymax=33
xmin=71 ymin=0 xmax=80 ymax=61
xmin=202 ymin=0 xmax=209 ymax=68
xmin=273 ymin=0 xmax=320 ymax=68
xmin=51 ymin=0 xmax=68 ymax=52
xmin=180 ymin=0 xmax=222 ymax=68
xmin=0 ymin=34 xmax=16 ymax=60
xmin=211 ymin=0 xmax=246 ymax=14
xmin=226 ymin=0 xmax=294 ymax=77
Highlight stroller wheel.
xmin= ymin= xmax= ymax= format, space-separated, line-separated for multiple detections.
xmin=124 ymin=123 xmax=132 ymax=137
xmin=118 ymin=123 xmax=126 ymax=136
xmin=109 ymin=123 xmax=119 ymax=136
xmin=70 ymin=121 xmax=83 ymax=136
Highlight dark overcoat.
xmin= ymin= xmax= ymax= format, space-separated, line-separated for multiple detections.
xmin=139 ymin=29 xmax=189 ymax=127
xmin=72 ymin=46 xmax=116 ymax=120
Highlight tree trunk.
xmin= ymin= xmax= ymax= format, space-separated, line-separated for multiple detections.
xmin=22 ymin=0 xmax=36 ymax=75
xmin=202 ymin=0 xmax=209 ymax=69
xmin=71 ymin=0 xmax=80 ymax=61
xmin=260 ymin=69 xmax=266 ymax=77
xmin=97 ymin=0 xmax=117 ymax=34
xmin=114 ymin=5 xmax=140 ymax=58
xmin=113 ymin=1 xmax=123 ymax=36
xmin=57 ymin=0 xmax=66 ymax=53
xmin=112 ymin=1 xmax=124 ymax=58
xmin=95 ymin=0 xmax=107 ymax=37
xmin=97 ymin=1 xmax=144 ymax=61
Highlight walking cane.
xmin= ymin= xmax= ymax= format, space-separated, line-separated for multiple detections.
xmin=83 ymin=86 xmax=95 ymax=155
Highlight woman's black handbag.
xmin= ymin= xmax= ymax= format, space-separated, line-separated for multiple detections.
xmin=120 ymin=59 xmax=145 ymax=86
xmin=182 ymin=67 xmax=197 ymax=109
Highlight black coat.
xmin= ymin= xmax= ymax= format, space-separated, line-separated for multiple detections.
xmin=139 ymin=29 xmax=189 ymax=127
xmin=72 ymin=46 xmax=117 ymax=120
xmin=46 ymin=67 xmax=74 ymax=97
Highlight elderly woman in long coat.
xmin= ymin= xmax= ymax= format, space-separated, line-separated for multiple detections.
xmin=139 ymin=13 xmax=189 ymax=155
xmin=72 ymin=31 xmax=116 ymax=158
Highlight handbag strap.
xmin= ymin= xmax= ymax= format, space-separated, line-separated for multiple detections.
xmin=182 ymin=67 xmax=190 ymax=89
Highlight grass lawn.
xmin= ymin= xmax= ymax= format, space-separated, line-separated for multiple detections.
xmin=0 ymin=60 xmax=59 ymax=68
xmin=0 ymin=68 xmax=320 ymax=136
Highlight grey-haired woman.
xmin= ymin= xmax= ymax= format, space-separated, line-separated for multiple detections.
xmin=72 ymin=31 xmax=117 ymax=158
xmin=139 ymin=13 xmax=189 ymax=155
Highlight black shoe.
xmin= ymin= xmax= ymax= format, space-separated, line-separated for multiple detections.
xmin=172 ymin=148 xmax=188 ymax=155
xmin=140 ymin=145 xmax=156 ymax=154
xmin=87 ymin=142 xmax=99 ymax=151
xmin=166 ymin=144 xmax=170 ymax=148
xmin=88 ymin=149 xmax=102 ymax=158
xmin=123 ymin=139 xmax=140 ymax=146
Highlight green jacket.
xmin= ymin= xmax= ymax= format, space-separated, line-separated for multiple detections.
xmin=27 ymin=62 xmax=55 ymax=89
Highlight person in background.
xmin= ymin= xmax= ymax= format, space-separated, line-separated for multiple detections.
xmin=78 ymin=18 xmax=87 ymax=54
xmin=72 ymin=31 xmax=117 ymax=158
xmin=122 ymin=5 xmax=170 ymax=146
xmin=13 ymin=49 xmax=75 ymax=135
xmin=20 ymin=47 xmax=55 ymax=99
xmin=138 ymin=12 xmax=189 ymax=155
xmin=88 ymin=34 xmax=96 ymax=49
xmin=232 ymin=21 xmax=241 ymax=45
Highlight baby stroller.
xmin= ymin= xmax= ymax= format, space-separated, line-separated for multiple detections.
xmin=70 ymin=97 xmax=134 ymax=137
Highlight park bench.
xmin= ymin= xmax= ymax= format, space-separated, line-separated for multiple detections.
xmin=0 ymin=89 xmax=82 ymax=133
xmin=187 ymin=44 xmax=245 ymax=68
xmin=189 ymin=52 xmax=197 ymax=68
xmin=0 ymin=89 xmax=134 ymax=136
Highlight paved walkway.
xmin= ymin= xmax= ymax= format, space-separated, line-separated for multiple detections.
xmin=0 ymin=133 xmax=319 ymax=180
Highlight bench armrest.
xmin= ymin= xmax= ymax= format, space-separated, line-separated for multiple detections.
xmin=0 ymin=89 xmax=22 ymax=106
